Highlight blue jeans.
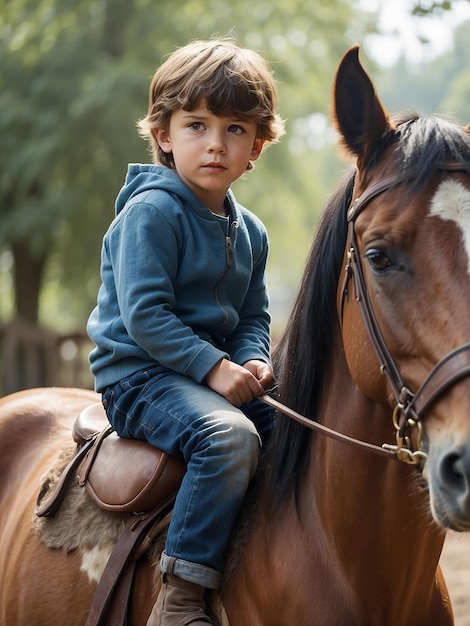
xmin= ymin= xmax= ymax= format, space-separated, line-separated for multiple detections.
xmin=102 ymin=364 xmax=274 ymax=589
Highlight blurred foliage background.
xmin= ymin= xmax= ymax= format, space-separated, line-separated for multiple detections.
xmin=1 ymin=0 xmax=470 ymax=390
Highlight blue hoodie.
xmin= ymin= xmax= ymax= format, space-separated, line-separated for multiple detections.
xmin=87 ymin=164 xmax=271 ymax=392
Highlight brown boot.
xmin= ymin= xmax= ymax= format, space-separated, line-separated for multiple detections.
xmin=146 ymin=573 xmax=213 ymax=626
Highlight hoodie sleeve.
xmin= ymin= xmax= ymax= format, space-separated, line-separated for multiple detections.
xmin=106 ymin=198 xmax=228 ymax=382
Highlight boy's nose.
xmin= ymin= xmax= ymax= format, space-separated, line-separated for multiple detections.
xmin=208 ymin=132 xmax=226 ymax=153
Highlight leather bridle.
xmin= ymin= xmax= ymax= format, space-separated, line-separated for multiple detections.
xmin=263 ymin=162 xmax=470 ymax=465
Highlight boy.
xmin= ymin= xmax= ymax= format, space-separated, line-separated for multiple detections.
xmin=87 ymin=38 xmax=284 ymax=625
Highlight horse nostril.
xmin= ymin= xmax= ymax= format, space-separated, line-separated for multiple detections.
xmin=439 ymin=449 xmax=469 ymax=492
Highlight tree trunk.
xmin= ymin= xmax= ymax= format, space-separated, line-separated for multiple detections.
xmin=12 ymin=239 xmax=46 ymax=324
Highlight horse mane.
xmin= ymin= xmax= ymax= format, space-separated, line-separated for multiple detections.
xmin=268 ymin=112 xmax=470 ymax=509
xmin=268 ymin=166 xmax=353 ymax=509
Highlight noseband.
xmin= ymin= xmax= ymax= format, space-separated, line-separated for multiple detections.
xmin=341 ymin=162 xmax=470 ymax=464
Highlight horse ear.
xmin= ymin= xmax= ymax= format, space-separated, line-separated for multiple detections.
xmin=332 ymin=46 xmax=394 ymax=160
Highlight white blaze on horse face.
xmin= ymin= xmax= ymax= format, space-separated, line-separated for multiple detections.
xmin=429 ymin=179 xmax=470 ymax=274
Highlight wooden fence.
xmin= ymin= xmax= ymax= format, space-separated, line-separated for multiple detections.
xmin=0 ymin=322 xmax=94 ymax=396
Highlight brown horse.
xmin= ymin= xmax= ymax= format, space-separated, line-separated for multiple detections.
xmin=2 ymin=46 xmax=470 ymax=625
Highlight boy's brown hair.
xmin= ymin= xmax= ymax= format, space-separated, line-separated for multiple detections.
xmin=138 ymin=39 xmax=285 ymax=169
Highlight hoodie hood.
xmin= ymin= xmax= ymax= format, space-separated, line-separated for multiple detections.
xmin=115 ymin=164 xmax=208 ymax=216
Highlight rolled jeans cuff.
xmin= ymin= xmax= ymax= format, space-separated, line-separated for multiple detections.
xmin=160 ymin=552 xmax=221 ymax=590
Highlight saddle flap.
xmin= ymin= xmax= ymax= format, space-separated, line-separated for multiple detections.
xmin=77 ymin=432 xmax=186 ymax=513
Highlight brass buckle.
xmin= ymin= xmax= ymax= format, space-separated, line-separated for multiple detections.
xmin=383 ymin=407 xmax=427 ymax=465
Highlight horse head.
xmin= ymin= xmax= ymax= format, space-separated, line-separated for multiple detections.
xmin=334 ymin=46 xmax=470 ymax=531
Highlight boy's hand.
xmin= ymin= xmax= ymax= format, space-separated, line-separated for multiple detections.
xmin=205 ymin=359 xmax=273 ymax=407
xmin=242 ymin=359 xmax=274 ymax=390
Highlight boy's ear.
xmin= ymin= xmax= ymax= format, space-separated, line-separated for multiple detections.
xmin=250 ymin=138 xmax=265 ymax=161
xmin=153 ymin=128 xmax=172 ymax=153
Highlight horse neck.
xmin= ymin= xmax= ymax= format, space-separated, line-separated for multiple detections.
xmin=302 ymin=336 xmax=448 ymax=622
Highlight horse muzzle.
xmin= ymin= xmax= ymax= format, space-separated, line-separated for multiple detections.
xmin=424 ymin=439 xmax=470 ymax=531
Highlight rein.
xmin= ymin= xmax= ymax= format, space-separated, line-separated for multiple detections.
xmin=265 ymin=162 xmax=470 ymax=466
xmin=260 ymin=394 xmax=396 ymax=460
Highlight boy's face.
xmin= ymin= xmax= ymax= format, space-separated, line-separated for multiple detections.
xmin=155 ymin=103 xmax=264 ymax=215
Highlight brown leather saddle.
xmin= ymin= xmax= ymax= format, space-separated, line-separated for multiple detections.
xmin=36 ymin=402 xmax=186 ymax=517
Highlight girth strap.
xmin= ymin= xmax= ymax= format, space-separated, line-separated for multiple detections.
xmin=85 ymin=499 xmax=174 ymax=626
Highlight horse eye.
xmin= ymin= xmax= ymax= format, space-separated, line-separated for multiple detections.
xmin=365 ymin=248 xmax=393 ymax=271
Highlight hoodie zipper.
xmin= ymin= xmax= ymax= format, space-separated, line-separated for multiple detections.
xmin=225 ymin=235 xmax=234 ymax=267
xmin=225 ymin=218 xmax=237 ymax=267
xmin=213 ymin=218 xmax=238 ymax=330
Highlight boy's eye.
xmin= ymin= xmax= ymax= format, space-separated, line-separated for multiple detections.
xmin=188 ymin=121 xmax=204 ymax=131
xmin=228 ymin=124 xmax=246 ymax=134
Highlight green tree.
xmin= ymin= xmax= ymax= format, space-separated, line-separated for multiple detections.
xmin=1 ymin=0 xmax=143 ymax=323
